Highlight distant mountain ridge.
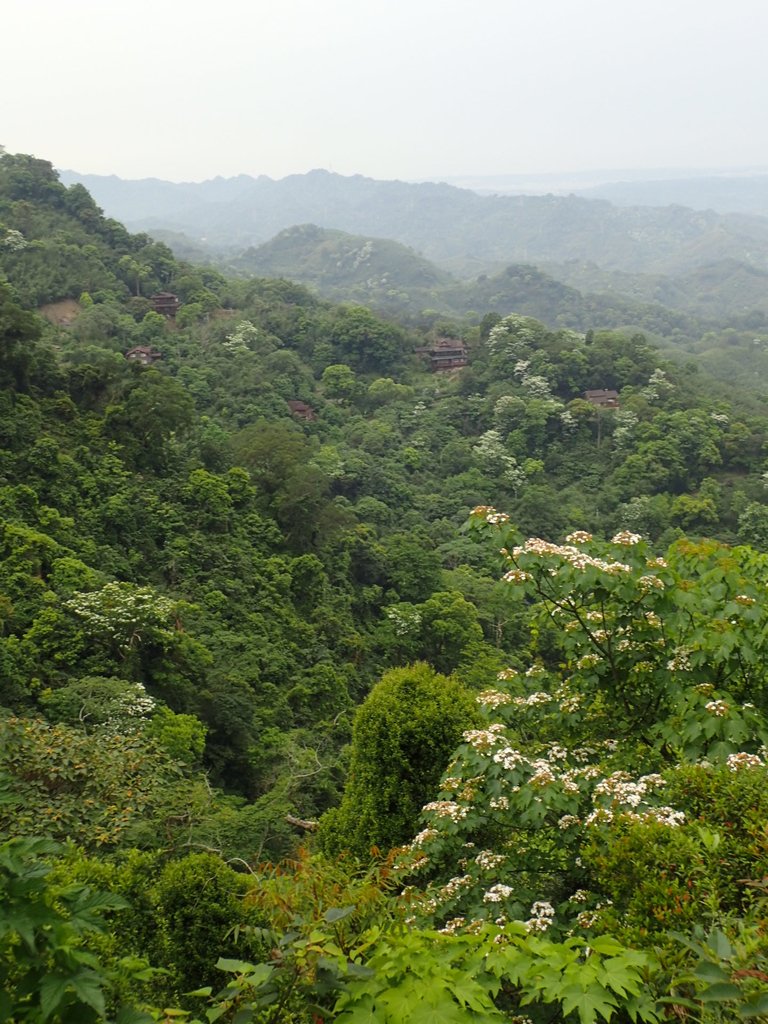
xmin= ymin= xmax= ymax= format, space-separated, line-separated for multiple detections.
xmin=575 ymin=174 xmax=768 ymax=218
xmin=59 ymin=168 xmax=768 ymax=279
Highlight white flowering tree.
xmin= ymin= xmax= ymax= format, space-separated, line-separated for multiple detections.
xmin=65 ymin=582 xmax=177 ymax=657
xmin=395 ymin=510 xmax=768 ymax=945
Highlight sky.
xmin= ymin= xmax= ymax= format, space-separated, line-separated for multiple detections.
xmin=4 ymin=0 xmax=768 ymax=184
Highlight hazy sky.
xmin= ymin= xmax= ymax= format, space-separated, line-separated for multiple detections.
xmin=5 ymin=0 xmax=768 ymax=183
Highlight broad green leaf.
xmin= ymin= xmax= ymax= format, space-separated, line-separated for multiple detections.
xmin=324 ymin=905 xmax=356 ymax=923
xmin=738 ymin=993 xmax=768 ymax=1017
xmin=693 ymin=960 xmax=730 ymax=983
xmin=214 ymin=957 xmax=256 ymax=974
xmin=589 ymin=937 xmax=627 ymax=956
xmin=698 ymin=982 xmax=742 ymax=1002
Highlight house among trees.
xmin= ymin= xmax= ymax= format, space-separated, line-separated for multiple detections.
xmin=416 ymin=337 xmax=468 ymax=371
xmin=287 ymin=399 xmax=317 ymax=421
xmin=584 ymin=388 xmax=620 ymax=409
xmin=125 ymin=345 xmax=162 ymax=366
xmin=149 ymin=292 xmax=181 ymax=317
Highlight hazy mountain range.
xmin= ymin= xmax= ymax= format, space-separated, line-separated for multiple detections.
xmin=58 ymin=167 xmax=768 ymax=327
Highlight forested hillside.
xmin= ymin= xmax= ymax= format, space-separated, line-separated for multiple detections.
xmin=61 ymin=166 xmax=768 ymax=276
xmin=2 ymin=152 xmax=767 ymax=1022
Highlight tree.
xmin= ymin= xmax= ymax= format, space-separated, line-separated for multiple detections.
xmin=318 ymin=663 xmax=477 ymax=859
xmin=0 ymin=283 xmax=40 ymax=389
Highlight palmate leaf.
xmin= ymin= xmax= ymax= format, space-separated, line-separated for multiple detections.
xmin=70 ymin=971 xmax=106 ymax=1017
xmin=559 ymin=982 xmax=619 ymax=1024
xmin=39 ymin=974 xmax=72 ymax=1020
xmin=409 ymin=1002 xmax=484 ymax=1024
xmin=335 ymin=991 xmax=380 ymax=1023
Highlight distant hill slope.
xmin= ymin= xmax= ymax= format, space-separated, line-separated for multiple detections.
xmin=229 ymin=223 xmax=706 ymax=337
xmin=59 ymin=168 xmax=768 ymax=278
xmin=544 ymin=258 xmax=768 ymax=319
xmin=575 ymin=174 xmax=768 ymax=218
xmin=234 ymin=224 xmax=451 ymax=302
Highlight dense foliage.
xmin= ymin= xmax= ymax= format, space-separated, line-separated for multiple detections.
xmin=1 ymin=152 xmax=768 ymax=1021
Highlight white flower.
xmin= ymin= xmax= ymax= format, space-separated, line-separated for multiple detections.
xmin=558 ymin=814 xmax=580 ymax=829
xmin=483 ymin=883 xmax=514 ymax=903
xmin=611 ymin=530 xmax=642 ymax=545
xmin=726 ymin=752 xmax=763 ymax=771
xmin=422 ymin=801 xmax=468 ymax=822
xmin=463 ymin=723 xmax=506 ymax=750
xmin=476 ymin=689 xmax=513 ymax=708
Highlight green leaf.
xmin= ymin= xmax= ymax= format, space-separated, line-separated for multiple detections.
xmin=232 ymin=1009 xmax=254 ymax=1024
xmin=115 ymin=1008 xmax=158 ymax=1024
xmin=708 ymin=930 xmax=734 ymax=960
xmin=698 ymin=982 xmax=742 ymax=1003
xmin=589 ymin=937 xmax=627 ymax=956
xmin=214 ymin=957 xmax=256 ymax=974
xmin=693 ymin=960 xmax=730 ymax=983
xmin=559 ymin=983 xmax=618 ymax=1024
xmin=738 ymin=993 xmax=768 ymax=1017
xmin=39 ymin=974 xmax=71 ymax=1020
xmin=70 ymin=973 xmax=105 ymax=1017
xmin=324 ymin=905 xmax=356 ymax=923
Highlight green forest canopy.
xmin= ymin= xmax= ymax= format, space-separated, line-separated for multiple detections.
xmin=0 ymin=151 xmax=767 ymax=1022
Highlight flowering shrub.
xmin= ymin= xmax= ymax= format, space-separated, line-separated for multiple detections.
xmin=393 ymin=512 xmax=768 ymax=946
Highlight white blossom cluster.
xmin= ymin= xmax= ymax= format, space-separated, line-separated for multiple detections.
xmin=511 ymin=691 xmax=551 ymax=707
xmin=475 ymin=850 xmax=507 ymax=871
xmin=483 ymin=883 xmax=514 ymax=903
xmin=411 ymin=827 xmax=439 ymax=847
xmin=422 ymin=800 xmax=469 ymax=822
xmin=65 ymin=583 xmax=176 ymax=648
xmin=492 ymin=746 xmax=526 ymax=771
xmin=726 ymin=751 xmax=764 ymax=771
xmin=385 ymin=605 xmax=422 ymax=637
xmin=705 ymin=700 xmax=730 ymax=717
xmin=438 ymin=917 xmax=467 ymax=934
xmin=223 ymin=319 xmax=260 ymax=352
xmin=476 ymin=689 xmax=513 ymax=708
xmin=511 ymin=538 xmax=631 ymax=576
xmin=593 ymin=771 xmax=666 ymax=808
xmin=496 ymin=667 xmax=519 ymax=681
xmin=667 ymin=649 xmax=692 ymax=672
xmin=524 ymin=901 xmax=555 ymax=933
xmin=584 ymin=805 xmax=685 ymax=828
xmin=637 ymin=575 xmax=665 ymax=592
xmin=502 ymin=568 xmax=531 ymax=583
xmin=438 ymin=875 xmax=473 ymax=899
xmin=568 ymin=889 xmax=590 ymax=903
xmin=113 ymin=683 xmax=156 ymax=718
xmin=463 ymin=723 xmax=506 ymax=751
xmin=1 ymin=228 xmax=27 ymax=251
xmin=611 ymin=530 xmax=642 ymax=545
